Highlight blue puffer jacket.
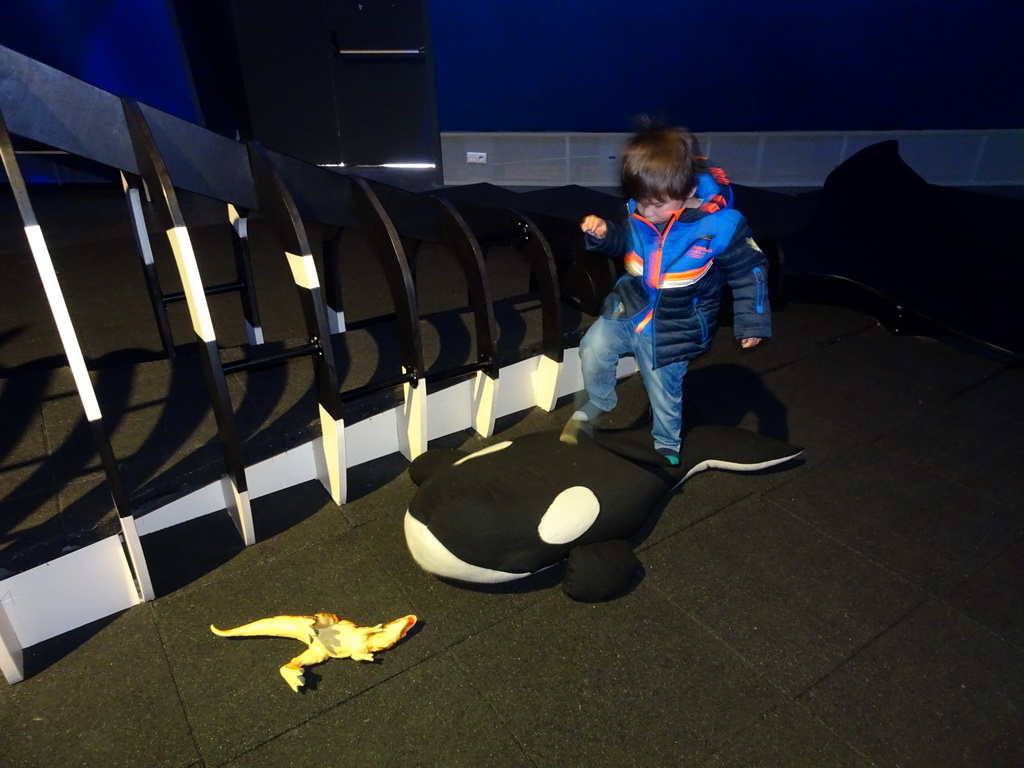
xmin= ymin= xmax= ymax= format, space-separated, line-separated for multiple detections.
xmin=584 ymin=163 xmax=771 ymax=368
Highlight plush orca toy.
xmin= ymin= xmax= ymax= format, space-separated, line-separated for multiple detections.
xmin=404 ymin=422 xmax=802 ymax=602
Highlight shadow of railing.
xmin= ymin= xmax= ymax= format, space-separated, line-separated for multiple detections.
xmin=0 ymin=42 xmax=613 ymax=678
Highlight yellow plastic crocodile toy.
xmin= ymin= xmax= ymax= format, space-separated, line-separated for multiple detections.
xmin=211 ymin=612 xmax=416 ymax=692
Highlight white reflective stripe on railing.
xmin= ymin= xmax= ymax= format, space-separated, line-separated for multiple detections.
xmin=166 ymin=226 xmax=217 ymax=343
xmin=124 ymin=185 xmax=155 ymax=266
xmin=285 ymin=252 xmax=321 ymax=291
xmin=227 ymin=204 xmax=247 ymax=238
xmin=24 ymin=225 xmax=102 ymax=421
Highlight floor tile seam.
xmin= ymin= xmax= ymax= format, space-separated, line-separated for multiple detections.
xmin=887 ymin=362 xmax=1023 ymax=427
xmin=436 ymin=597 xmax=561 ymax=659
xmin=692 ymin=698 xmax=881 ymax=768
xmin=932 ymin=592 xmax=1024 ymax=659
xmin=763 ymin=493 xmax=947 ymax=601
xmin=642 ymin=576 xmax=806 ymax=703
xmin=689 ymin=699 xmax=787 ymax=768
xmin=0 ymin=450 xmax=56 ymax=477
xmin=794 ymin=405 xmax=935 ymax=467
xmin=141 ymin=600 xmax=206 ymax=765
xmin=689 ymin=700 xmax=807 ymax=768
xmin=642 ymin=494 xmax=936 ymax=695
xmin=151 ymin=530 xmax=328 ymax=602
xmin=942 ymin=358 xmax=1020 ymax=399
xmin=804 ymin=335 xmax=1010 ymax=405
xmin=691 ymin=327 xmax=839 ymax=382
xmin=0 ymin=473 xmax=62 ymax=515
xmin=213 ymin=681 xmax=382 ymax=766
xmin=148 ymin=506 xmax=405 ymax=604
xmin=930 ymin=528 xmax=1024 ymax=657
xmin=743 ymin=344 xmax=835 ymax=378
xmin=907 ymin=367 xmax=1024 ymax=424
xmin=770 ymin=493 xmax=1024 ymax=652
xmin=216 ymin=645 xmax=542 ymax=768
xmin=768 ymin=492 xmax=1024 ymax=659
xmin=400 ymin=587 xmax=561 ymax=659
xmin=633 ymin=471 xmax=811 ymax=556
xmin=631 ymin=486 xmax=739 ymax=554
xmin=903 ymin=453 xmax=1024 ymax=510
xmin=791 ymin=597 xmax=933 ymax=700
xmin=0 ymin=484 xmax=58 ymax=508
xmin=433 ymin=644 xmax=544 ymax=767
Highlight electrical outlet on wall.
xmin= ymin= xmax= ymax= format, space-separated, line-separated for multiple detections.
xmin=466 ymin=152 xmax=487 ymax=164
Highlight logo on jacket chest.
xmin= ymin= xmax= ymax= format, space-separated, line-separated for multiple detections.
xmin=683 ymin=236 xmax=714 ymax=259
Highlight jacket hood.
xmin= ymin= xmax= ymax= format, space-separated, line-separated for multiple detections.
xmin=627 ymin=161 xmax=735 ymax=224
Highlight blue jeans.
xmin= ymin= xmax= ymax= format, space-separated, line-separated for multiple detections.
xmin=578 ymin=314 xmax=688 ymax=453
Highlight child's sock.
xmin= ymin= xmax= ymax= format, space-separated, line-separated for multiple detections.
xmin=571 ymin=400 xmax=606 ymax=423
xmin=657 ymin=447 xmax=680 ymax=466
xmin=560 ymin=400 xmax=606 ymax=444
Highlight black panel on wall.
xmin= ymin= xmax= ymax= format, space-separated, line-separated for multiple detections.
xmin=170 ymin=0 xmax=250 ymax=139
xmin=173 ymin=0 xmax=441 ymax=176
xmin=227 ymin=0 xmax=341 ymax=163
xmin=328 ymin=0 xmax=441 ymax=169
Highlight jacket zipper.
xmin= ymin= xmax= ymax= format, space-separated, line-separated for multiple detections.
xmin=630 ymin=208 xmax=684 ymax=352
xmin=694 ymin=297 xmax=708 ymax=342
xmin=633 ymin=209 xmax=681 ymax=290
xmin=753 ymin=266 xmax=766 ymax=313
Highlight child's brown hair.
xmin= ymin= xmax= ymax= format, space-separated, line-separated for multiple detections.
xmin=621 ymin=120 xmax=699 ymax=204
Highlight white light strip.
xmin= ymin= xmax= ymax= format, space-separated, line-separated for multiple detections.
xmin=285 ymin=251 xmax=321 ymax=291
xmin=317 ymin=163 xmax=436 ymax=170
xmin=227 ymin=204 xmax=247 ymax=238
xmin=167 ymin=226 xmax=217 ymax=342
xmin=123 ymin=186 xmax=156 ymax=266
xmin=24 ymin=225 xmax=102 ymax=421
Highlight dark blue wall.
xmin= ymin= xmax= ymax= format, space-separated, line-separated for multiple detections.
xmin=427 ymin=0 xmax=1024 ymax=132
xmin=1 ymin=0 xmax=197 ymax=123
xmin=3 ymin=1 xmax=1022 ymax=134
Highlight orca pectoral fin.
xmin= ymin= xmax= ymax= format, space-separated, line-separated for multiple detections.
xmin=562 ymin=540 xmax=640 ymax=603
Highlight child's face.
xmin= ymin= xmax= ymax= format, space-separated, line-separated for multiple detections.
xmin=635 ymin=198 xmax=686 ymax=224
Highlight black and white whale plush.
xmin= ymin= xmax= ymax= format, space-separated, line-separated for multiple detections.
xmin=403 ymin=423 xmax=802 ymax=602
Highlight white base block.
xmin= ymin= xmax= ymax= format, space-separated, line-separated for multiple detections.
xmin=496 ymin=357 xmax=553 ymax=415
xmin=2 ymin=351 xmax=621 ymax=673
xmin=248 ymin=440 xmax=319 ymax=499
xmin=345 ymin=408 xmax=400 ymax=466
xmin=223 ymin=480 xmax=255 ymax=546
xmin=328 ymin=308 xmax=346 ymax=334
xmin=556 ymin=346 xmax=584 ymax=397
xmin=0 ymin=537 xmax=140 ymax=651
xmin=119 ymin=515 xmax=153 ymax=601
xmin=245 ymin=321 xmax=265 ymax=346
xmin=398 ymin=381 xmax=429 ymax=460
xmin=135 ymin=353 xmax=597 ymax=538
xmin=0 ymin=596 xmax=24 ymax=684
xmin=134 ymin=479 xmax=235 ymax=536
xmin=472 ymin=371 xmax=498 ymax=438
xmin=314 ymin=409 xmax=347 ymax=505
xmin=425 ymin=378 xmax=474 ymax=440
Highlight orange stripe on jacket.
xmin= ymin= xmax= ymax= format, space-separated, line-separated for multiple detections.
xmin=624 ymin=253 xmax=713 ymax=287
xmin=660 ymin=260 xmax=713 ymax=287
xmin=634 ymin=309 xmax=653 ymax=333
